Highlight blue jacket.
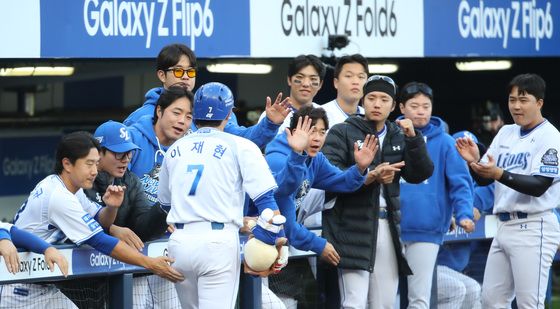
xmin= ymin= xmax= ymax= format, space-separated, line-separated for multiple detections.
xmin=123 ymin=87 xmax=280 ymax=148
xmin=399 ymin=116 xmax=474 ymax=245
xmin=437 ymin=183 xmax=495 ymax=271
xmin=127 ymin=114 xmax=166 ymax=205
xmin=264 ymin=132 xmax=365 ymax=255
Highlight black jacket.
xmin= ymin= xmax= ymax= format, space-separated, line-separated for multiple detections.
xmin=322 ymin=116 xmax=433 ymax=274
xmin=84 ymin=170 xmax=168 ymax=242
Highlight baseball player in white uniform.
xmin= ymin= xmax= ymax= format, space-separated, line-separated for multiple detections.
xmin=4 ymin=131 xmax=183 ymax=308
xmin=158 ymin=82 xmax=283 ymax=309
xmin=456 ymin=73 xmax=560 ymax=308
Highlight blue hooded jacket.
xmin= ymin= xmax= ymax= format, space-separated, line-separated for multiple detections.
xmin=264 ymin=132 xmax=365 ymax=255
xmin=127 ymin=114 xmax=166 ymax=205
xmin=437 ymin=183 xmax=494 ymax=271
xmin=123 ymin=86 xmax=280 ymax=148
xmin=399 ymin=116 xmax=474 ymax=245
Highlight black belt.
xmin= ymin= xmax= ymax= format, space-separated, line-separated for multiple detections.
xmin=175 ymin=222 xmax=225 ymax=230
xmin=497 ymin=212 xmax=528 ymax=221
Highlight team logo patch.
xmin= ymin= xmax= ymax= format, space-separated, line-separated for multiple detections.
xmin=81 ymin=214 xmax=93 ymax=223
xmin=88 ymin=221 xmax=101 ymax=231
xmin=541 ymin=148 xmax=558 ymax=166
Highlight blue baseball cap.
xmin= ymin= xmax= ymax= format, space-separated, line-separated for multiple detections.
xmin=94 ymin=121 xmax=140 ymax=153
xmin=452 ymin=130 xmax=479 ymax=144
xmin=452 ymin=130 xmax=487 ymax=155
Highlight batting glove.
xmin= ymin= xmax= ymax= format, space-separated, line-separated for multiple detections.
xmin=251 ymin=208 xmax=287 ymax=246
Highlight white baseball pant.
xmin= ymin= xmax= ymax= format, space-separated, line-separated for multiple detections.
xmin=338 ymin=219 xmax=399 ymax=309
xmin=481 ymin=211 xmax=560 ymax=309
xmin=168 ymin=222 xmax=240 ymax=309
xmin=404 ymin=241 xmax=440 ymax=309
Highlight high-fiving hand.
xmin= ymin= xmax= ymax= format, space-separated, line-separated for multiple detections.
xmin=354 ymin=134 xmax=379 ymax=173
xmin=265 ymin=92 xmax=291 ymax=125
xmin=286 ymin=116 xmax=313 ymax=154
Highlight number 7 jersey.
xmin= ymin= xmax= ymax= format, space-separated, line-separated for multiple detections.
xmin=157 ymin=127 xmax=278 ymax=227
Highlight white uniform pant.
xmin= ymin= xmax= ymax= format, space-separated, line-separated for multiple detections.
xmin=481 ymin=212 xmax=560 ymax=309
xmin=0 ymin=283 xmax=76 ymax=308
xmin=404 ymin=242 xmax=440 ymax=309
xmin=168 ymin=222 xmax=240 ymax=309
xmin=436 ymin=265 xmax=481 ymax=309
xmin=338 ymin=219 xmax=399 ymax=309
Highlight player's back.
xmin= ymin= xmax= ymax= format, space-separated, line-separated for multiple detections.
xmin=13 ymin=174 xmax=102 ymax=244
xmin=13 ymin=175 xmax=73 ymax=243
xmin=159 ymin=128 xmax=277 ymax=227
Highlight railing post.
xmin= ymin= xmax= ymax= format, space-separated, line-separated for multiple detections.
xmin=240 ymin=273 xmax=262 ymax=309
xmin=109 ymin=273 xmax=133 ymax=309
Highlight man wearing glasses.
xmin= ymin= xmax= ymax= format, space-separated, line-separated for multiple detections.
xmin=322 ymin=75 xmax=433 ymax=308
xmin=124 ymin=43 xmax=289 ymax=149
xmin=84 ymin=120 xmax=180 ymax=308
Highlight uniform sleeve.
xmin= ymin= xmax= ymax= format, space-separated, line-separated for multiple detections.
xmin=9 ymin=226 xmax=50 ymax=254
xmin=473 ymin=183 xmax=495 ymax=213
xmin=157 ymin=154 xmax=172 ymax=208
xmin=531 ymin=139 xmax=560 ymax=179
xmin=277 ymin=195 xmax=327 ymax=254
xmin=0 ymin=222 xmax=12 ymax=241
xmin=238 ymin=141 xmax=278 ymax=208
xmin=224 ymin=112 xmax=280 ymax=148
xmin=76 ymin=190 xmax=103 ymax=220
xmin=312 ymin=153 xmax=365 ymax=192
xmin=48 ymin=190 xmax=103 ymax=245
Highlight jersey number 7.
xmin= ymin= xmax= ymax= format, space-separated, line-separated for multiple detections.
xmin=187 ymin=164 xmax=204 ymax=195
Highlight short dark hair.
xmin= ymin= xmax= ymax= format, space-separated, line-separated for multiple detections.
xmin=399 ymin=81 xmax=434 ymax=105
xmin=508 ymin=73 xmax=546 ymax=101
xmin=153 ymin=86 xmax=194 ymax=124
xmin=289 ymin=105 xmax=329 ymax=131
xmin=193 ymin=119 xmax=223 ymax=128
xmin=288 ymin=55 xmax=326 ymax=80
xmin=156 ymin=43 xmax=197 ymax=72
xmin=55 ymin=131 xmax=100 ymax=174
xmin=333 ymin=54 xmax=369 ymax=79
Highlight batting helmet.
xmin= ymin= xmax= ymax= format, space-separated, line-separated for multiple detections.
xmin=193 ymin=82 xmax=234 ymax=120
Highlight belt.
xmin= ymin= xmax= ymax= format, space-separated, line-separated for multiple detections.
xmin=497 ymin=211 xmax=528 ymax=221
xmin=379 ymin=208 xmax=388 ymax=219
xmin=175 ymin=222 xmax=225 ymax=230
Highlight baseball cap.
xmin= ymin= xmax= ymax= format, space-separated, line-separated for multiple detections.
xmin=94 ymin=121 xmax=140 ymax=153
xmin=363 ymin=75 xmax=397 ymax=100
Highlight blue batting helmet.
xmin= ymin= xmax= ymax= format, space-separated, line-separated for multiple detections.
xmin=193 ymin=82 xmax=234 ymax=120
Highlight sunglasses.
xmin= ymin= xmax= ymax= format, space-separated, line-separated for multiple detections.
xmin=367 ymin=75 xmax=397 ymax=89
xmin=166 ymin=67 xmax=197 ymax=78
xmin=112 ymin=150 xmax=135 ymax=161
xmin=403 ymin=83 xmax=433 ymax=97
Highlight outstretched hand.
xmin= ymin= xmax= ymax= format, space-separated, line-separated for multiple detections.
xmin=354 ymin=134 xmax=379 ymax=173
xmin=470 ymin=154 xmax=503 ymax=180
xmin=265 ymin=92 xmax=291 ymax=125
xmin=286 ymin=116 xmax=312 ymax=154
xmin=103 ymin=185 xmax=126 ymax=208
xmin=455 ymin=137 xmax=480 ymax=164
xmin=44 ymin=247 xmax=69 ymax=277
xmin=0 ymin=239 xmax=19 ymax=274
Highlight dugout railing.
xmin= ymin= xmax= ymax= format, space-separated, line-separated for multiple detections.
xmin=1 ymin=214 xmax=554 ymax=308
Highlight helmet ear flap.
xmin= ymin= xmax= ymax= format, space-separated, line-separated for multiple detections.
xmin=193 ymin=82 xmax=235 ymax=121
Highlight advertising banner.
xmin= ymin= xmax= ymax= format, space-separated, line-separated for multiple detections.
xmin=424 ymin=0 xmax=560 ymax=56
xmin=250 ymin=0 xmax=424 ymax=57
xmin=40 ymin=0 xmax=250 ymax=58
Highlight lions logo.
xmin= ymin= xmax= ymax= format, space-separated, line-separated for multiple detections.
xmin=541 ymin=148 xmax=558 ymax=166
xmin=139 ymin=164 xmax=161 ymax=205
xmin=295 ymin=179 xmax=311 ymax=210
